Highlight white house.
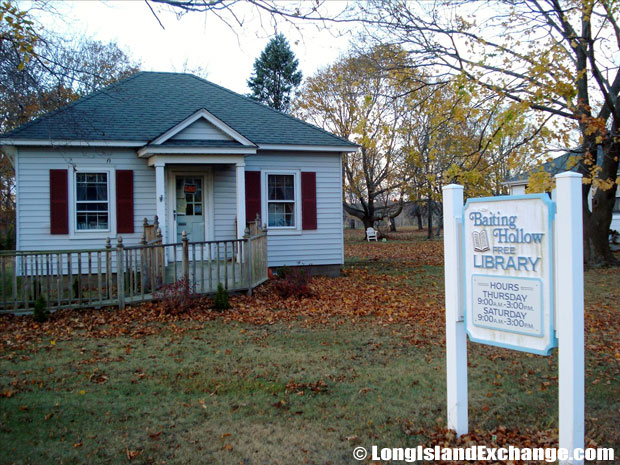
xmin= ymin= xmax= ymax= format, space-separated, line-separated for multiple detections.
xmin=505 ymin=150 xmax=620 ymax=233
xmin=0 ymin=72 xmax=358 ymax=275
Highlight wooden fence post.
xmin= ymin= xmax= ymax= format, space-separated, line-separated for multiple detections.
xmin=116 ymin=236 xmax=125 ymax=309
xmin=245 ymin=227 xmax=252 ymax=296
xmin=156 ymin=226 xmax=164 ymax=285
xmin=181 ymin=231 xmax=189 ymax=292
xmin=105 ymin=237 xmax=112 ymax=300
xmin=139 ymin=232 xmax=147 ymax=293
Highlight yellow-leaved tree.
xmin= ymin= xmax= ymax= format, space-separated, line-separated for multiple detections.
xmin=354 ymin=0 xmax=620 ymax=266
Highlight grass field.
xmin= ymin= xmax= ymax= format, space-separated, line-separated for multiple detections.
xmin=0 ymin=227 xmax=618 ymax=464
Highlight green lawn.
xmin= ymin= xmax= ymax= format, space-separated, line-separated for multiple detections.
xmin=0 ymin=232 xmax=618 ymax=464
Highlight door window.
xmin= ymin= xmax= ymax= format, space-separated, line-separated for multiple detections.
xmin=176 ymin=176 xmax=205 ymax=243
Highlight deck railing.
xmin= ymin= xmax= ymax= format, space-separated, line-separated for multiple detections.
xmin=0 ymin=230 xmax=268 ymax=314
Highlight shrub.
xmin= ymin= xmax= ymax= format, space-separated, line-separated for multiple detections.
xmin=213 ymin=282 xmax=231 ymax=311
xmin=155 ymin=277 xmax=193 ymax=314
xmin=33 ymin=295 xmax=49 ymax=323
xmin=272 ymin=267 xmax=313 ymax=299
xmin=72 ymin=278 xmax=79 ymax=299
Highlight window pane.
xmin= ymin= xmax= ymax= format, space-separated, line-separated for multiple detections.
xmin=76 ymin=172 xmax=108 ymax=201
xmin=97 ymin=184 xmax=108 ymax=201
xmin=76 ymin=213 xmax=108 ymax=230
xmin=268 ymin=175 xmax=294 ymax=201
xmin=268 ymin=202 xmax=295 ymax=227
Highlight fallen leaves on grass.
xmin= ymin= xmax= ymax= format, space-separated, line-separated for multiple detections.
xmin=285 ymin=379 xmax=328 ymax=395
xmin=126 ymin=448 xmax=141 ymax=460
xmin=0 ymin=268 xmax=446 ymax=353
xmin=346 ymin=239 xmax=444 ymax=266
xmin=406 ymin=425 xmax=601 ymax=465
xmin=1 ymin=239 xmax=619 ymax=373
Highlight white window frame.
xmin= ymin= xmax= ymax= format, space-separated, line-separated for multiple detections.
xmin=68 ymin=167 xmax=116 ymax=239
xmin=261 ymin=170 xmax=302 ymax=235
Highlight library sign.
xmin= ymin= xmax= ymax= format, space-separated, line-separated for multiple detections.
xmin=463 ymin=195 xmax=557 ymax=355
xmin=444 ymin=177 xmax=585 ymax=459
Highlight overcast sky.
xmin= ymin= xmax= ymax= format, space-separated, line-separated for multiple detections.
xmin=32 ymin=1 xmax=354 ymax=94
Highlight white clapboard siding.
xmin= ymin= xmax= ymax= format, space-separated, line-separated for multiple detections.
xmin=17 ymin=147 xmax=156 ymax=253
xmin=212 ymin=164 xmax=237 ymax=241
xmin=16 ymin=147 xmax=344 ymax=269
xmin=170 ymin=118 xmax=233 ymax=141
xmin=245 ymin=152 xmax=344 ymax=267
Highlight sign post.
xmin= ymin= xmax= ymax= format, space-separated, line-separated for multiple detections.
xmin=556 ymin=173 xmax=584 ymax=463
xmin=442 ymin=184 xmax=468 ymax=436
xmin=442 ymin=173 xmax=584 ymax=464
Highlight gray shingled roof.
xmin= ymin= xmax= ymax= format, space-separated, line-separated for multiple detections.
xmin=0 ymin=72 xmax=356 ymax=148
xmin=505 ymin=150 xmax=582 ymax=184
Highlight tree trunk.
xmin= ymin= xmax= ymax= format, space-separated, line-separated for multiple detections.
xmin=416 ymin=212 xmax=423 ymax=230
xmin=580 ymin=136 xmax=620 ymax=267
xmin=363 ymin=217 xmax=374 ymax=230
xmin=390 ymin=217 xmax=396 ymax=232
xmin=427 ymin=199 xmax=433 ymax=239
xmin=435 ymin=212 xmax=443 ymax=237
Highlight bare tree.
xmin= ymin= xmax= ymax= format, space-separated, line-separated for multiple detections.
xmin=1 ymin=5 xmax=140 ymax=248
xmin=295 ymin=47 xmax=412 ymax=230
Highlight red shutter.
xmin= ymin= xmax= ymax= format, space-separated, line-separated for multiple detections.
xmin=301 ymin=171 xmax=317 ymax=230
xmin=49 ymin=169 xmax=69 ymax=234
xmin=116 ymin=170 xmax=134 ymax=234
xmin=245 ymin=171 xmax=261 ymax=224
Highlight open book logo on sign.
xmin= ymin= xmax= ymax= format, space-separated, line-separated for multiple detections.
xmin=472 ymin=230 xmax=490 ymax=252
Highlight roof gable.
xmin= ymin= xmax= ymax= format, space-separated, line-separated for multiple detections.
xmin=170 ymin=119 xmax=232 ymax=142
xmin=152 ymin=109 xmax=253 ymax=146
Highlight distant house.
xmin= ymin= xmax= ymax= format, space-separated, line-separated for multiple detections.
xmin=0 ymin=72 xmax=358 ymax=274
xmin=504 ymin=149 xmax=620 ymax=232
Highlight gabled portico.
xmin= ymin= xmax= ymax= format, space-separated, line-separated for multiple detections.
xmin=136 ymin=108 xmax=258 ymax=245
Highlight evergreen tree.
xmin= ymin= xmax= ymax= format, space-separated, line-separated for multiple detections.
xmin=247 ymin=34 xmax=302 ymax=113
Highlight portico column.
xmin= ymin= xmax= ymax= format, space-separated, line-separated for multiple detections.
xmin=236 ymin=162 xmax=246 ymax=239
xmin=155 ymin=163 xmax=167 ymax=243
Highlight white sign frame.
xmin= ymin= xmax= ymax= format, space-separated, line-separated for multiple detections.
xmin=443 ymin=174 xmax=585 ymax=464
xmin=463 ymin=194 xmax=557 ymax=355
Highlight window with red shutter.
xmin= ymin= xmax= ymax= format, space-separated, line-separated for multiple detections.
xmin=116 ymin=170 xmax=134 ymax=234
xmin=301 ymin=172 xmax=317 ymax=230
xmin=50 ymin=169 xmax=69 ymax=234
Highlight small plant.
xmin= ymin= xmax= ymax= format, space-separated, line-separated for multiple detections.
xmin=213 ymin=282 xmax=231 ymax=311
xmin=72 ymin=277 xmax=79 ymax=299
xmin=155 ymin=277 xmax=193 ymax=314
xmin=33 ymin=295 xmax=49 ymax=323
xmin=272 ymin=267 xmax=313 ymax=299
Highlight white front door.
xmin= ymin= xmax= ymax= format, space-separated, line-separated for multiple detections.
xmin=175 ymin=176 xmax=205 ymax=242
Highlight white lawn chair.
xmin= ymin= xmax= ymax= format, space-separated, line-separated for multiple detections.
xmin=366 ymin=227 xmax=378 ymax=241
